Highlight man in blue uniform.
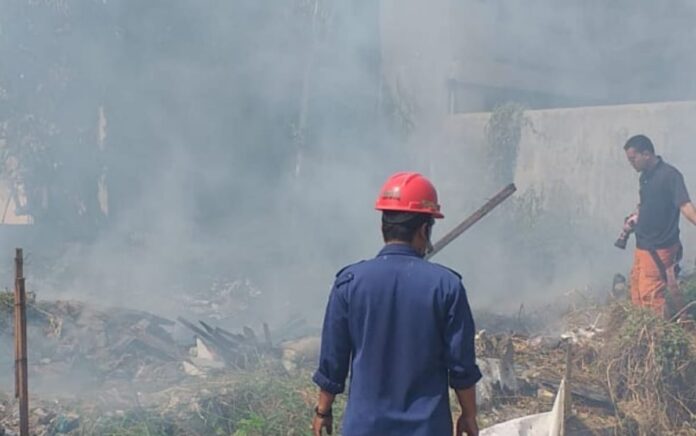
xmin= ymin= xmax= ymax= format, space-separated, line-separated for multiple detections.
xmin=311 ymin=172 xmax=482 ymax=436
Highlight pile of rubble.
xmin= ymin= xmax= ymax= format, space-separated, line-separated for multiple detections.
xmin=473 ymin=327 xmax=617 ymax=433
xmin=0 ymin=290 xmax=320 ymax=435
xmin=1 ymin=290 xmax=306 ymax=376
xmin=0 ymin=285 xmax=693 ymax=435
xmin=472 ymin=287 xmax=696 ymax=435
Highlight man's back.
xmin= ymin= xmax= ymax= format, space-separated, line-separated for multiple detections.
xmin=313 ymin=243 xmax=480 ymax=436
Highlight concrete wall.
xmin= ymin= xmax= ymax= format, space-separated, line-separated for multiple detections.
xmin=427 ymin=101 xmax=696 ymax=309
xmin=515 ymin=102 xmax=696 ymax=229
xmin=441 ymin=100 xmax=696 ymax=233
xmin=378 ymin=1 xmax=696 ymax=307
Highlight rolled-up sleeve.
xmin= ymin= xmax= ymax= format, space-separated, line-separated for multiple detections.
xmin=312 ymin=274 xmax=352 ymax=395
xmin=444 ymin=283 xmax=482 ymax=390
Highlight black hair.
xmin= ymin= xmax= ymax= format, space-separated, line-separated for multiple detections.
xmin=381 ymin=212 xmax=434 ymax=243
xmin=624 ymin=134 xmax=655 ymax=154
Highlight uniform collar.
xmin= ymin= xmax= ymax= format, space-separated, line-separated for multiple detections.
xmin=377 ymin=243 xmax=423 ymax=258
xmin=641 ymin=156 xmax=663 ymax=181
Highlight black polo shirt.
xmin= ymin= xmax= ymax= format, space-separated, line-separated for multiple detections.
xmin=636 ymin=157 xmax=691 ymax=249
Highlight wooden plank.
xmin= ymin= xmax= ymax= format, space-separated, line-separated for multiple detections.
xmin=178 ymin=317 xmax=240 ymax=364
xmin=197 ymin=321 xmax=239 ymax=350
xmin=534 ymin=377 xmax=612 ymax=408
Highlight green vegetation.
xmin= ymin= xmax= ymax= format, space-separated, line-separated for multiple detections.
xmin=600 ymin=303 xmax=696 ymax=433
xmin=79 ymin=368 xmax=346 ymax=436
xmin=484 ymin=102 xmax=526 ymax=186
xmin=682 ymin=274 xmax=696 ymax=317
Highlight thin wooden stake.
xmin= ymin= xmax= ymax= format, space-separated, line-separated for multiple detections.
xmin=14 ymin=248 xmax=29 ymax=436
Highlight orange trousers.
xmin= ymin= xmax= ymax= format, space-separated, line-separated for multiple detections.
xmin=630 ymin=243 xmax=685 ymax=318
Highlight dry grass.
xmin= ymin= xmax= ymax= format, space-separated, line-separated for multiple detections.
xmin=599 ymin=303 xmax=696 ymax=435
xmin=76 ymin=365 xmax=342 ymax=436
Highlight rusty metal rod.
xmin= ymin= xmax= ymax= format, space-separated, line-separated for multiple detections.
xmin=13 ymin=279 xmax=19 ymax=400
xmin=14 ymin=249 xmax=23 ymax=399
xmin=426 ymin=183 xmax=517 ymax=260
xmin=14 ymin=248 xmax=29 ymax=436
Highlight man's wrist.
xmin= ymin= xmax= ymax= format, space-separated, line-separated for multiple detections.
xmin=314 ymin=406 xmax=332 ymax=418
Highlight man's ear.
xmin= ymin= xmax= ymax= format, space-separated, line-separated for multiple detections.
xmin=420 ymin=222 xmax=430 ymax=240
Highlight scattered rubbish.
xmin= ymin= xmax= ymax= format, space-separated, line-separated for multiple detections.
xmin=0 ymin=275 xmax=692 ymax=435
xmin=481 ymin=378 xmax=566 ymax=436
xmin=174 ymin=277 xmax=263 ymax=322
xmin=182 ymin=361 xmax=204 ymax=377
xmin=280 ymin=336 xmax=321 ymax=374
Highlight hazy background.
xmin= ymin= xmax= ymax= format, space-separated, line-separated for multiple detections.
xmin=1 ymin=0 xmax=696 ymax=328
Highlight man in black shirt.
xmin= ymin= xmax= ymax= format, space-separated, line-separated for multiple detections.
xmin=624 ymin=134 xmax=696 ymax=318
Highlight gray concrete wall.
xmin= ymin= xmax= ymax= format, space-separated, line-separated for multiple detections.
xmin=427 ymin=101 xmax=696 ymax=310
xmin=515 ymin=101 xmax=696 ymax=229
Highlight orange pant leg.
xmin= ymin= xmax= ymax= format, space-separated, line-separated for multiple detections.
xmin=632 ymin=244 xmax=684 ymax=318
xmin=633 ymin=248 xmax=667 ymax=317
xmin=630 ymin=249 xmax=642 ymax=306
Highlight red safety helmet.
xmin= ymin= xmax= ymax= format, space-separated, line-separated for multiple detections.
xmin=375 ymin=172 xmax=444 ymax=218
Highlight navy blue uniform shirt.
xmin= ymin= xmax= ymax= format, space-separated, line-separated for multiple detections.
xmin=313 ymin=243 xmax=482 ymax=436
